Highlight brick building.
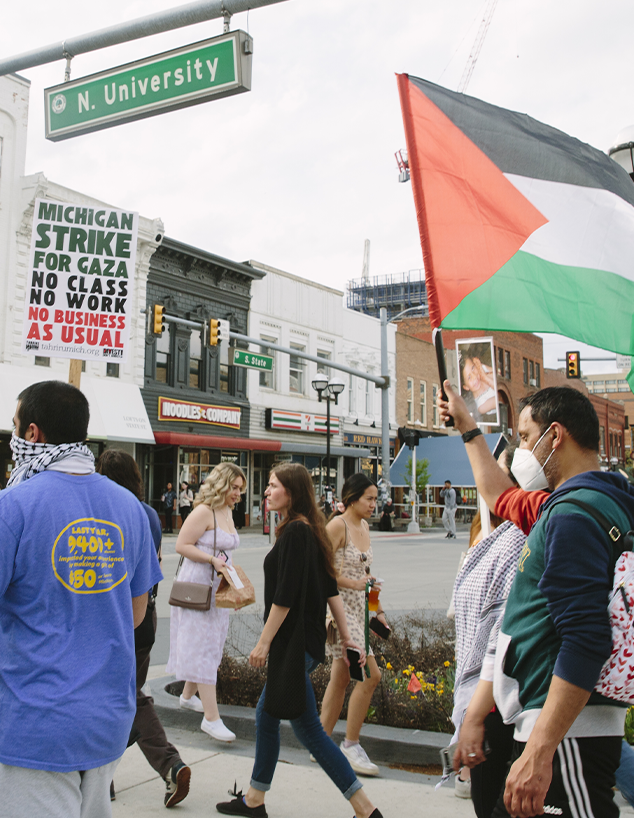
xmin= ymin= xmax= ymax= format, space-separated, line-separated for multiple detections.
xmin=395 ymin=330 xmax=453 ymax=433
xmin=544 ymin=368 xmax=626 ymax=468
xmin=395 ymin=317 xmax=544 ymax=436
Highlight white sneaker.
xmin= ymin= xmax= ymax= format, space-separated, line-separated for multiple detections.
xmin=455 ymin=773 xmax=471 ymax=799
xmin=201 ymin=717 xmax=236 ymax=742
xmin=339 ymin=741 xmax=379 ymax=776
xmin=179 ymin=694 xmax=204 ymax=712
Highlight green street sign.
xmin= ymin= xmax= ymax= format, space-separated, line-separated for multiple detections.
xmin=232 ymin=349 xmax=273 ymax=371
xmin=44 ymin=30 xmax=252 ymax=141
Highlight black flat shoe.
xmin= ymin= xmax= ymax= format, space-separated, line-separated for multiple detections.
xmin=216 ymin=784 xmax=267 ymax=817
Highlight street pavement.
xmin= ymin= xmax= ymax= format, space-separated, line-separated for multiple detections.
xmin=152 ymin=523 xmax=469 ymax=665
xmin=112 ymin=523 xmax=634 ymax=817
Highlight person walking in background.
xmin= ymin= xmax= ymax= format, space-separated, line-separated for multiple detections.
xmin=320 ymin=473 xmax=385 ymax=776
xmin=378 ymin=496 xmax=394 ymax=531
xmin=0 ymin=381 xmax=162 ymax=817
xmin=440 ymin=479 xmax=457 ymax=538
xmin=178 ymin=481 xmax=194 ymax=526
xmin=162 ymin=482 xmax=177 ymax=533
xmin=166 ymin=463 xmax=245 ymax=743
xmin=216 ymin=463 xmax=383 ymax=818
xmin=96 ymin=450 xmax=191 ymax=809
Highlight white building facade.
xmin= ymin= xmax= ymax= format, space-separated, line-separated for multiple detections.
xmin=245 ymin=261 xmax=396 ymax=518
xmin=0 ymin=73 xmax=162 ymax=483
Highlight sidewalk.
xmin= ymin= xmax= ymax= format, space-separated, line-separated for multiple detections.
xmin=111 ymin=731 xmax=474 ymax=818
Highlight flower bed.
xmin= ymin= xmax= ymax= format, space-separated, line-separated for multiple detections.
xmin=214 ymin=610 xmax=456 ymax=734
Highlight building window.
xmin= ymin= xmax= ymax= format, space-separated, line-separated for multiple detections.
xmin=419 ymin=381 xmax=427 ymax=426
xmin=504 ymin=350 xmax=511 ymax=379
xmin=316 ymin=350 xmax=331 ymax=378
xmin=106 ymin=363 xmax=119 ymax=378
xmin=156 ymin=328 xmax=170 ymax=383
xmin=432 ymin=384 xmax=440 ymax=427
xmin=289 ymin=343 xmax=305 ymax=394
xmin=365 ymin=379 xmax=373 ymax=415
xmin=220 ymin=362 xmax=230 ymax=393
xmin=600 ymin=426 xmax=606 ymax=455
xmin=529 ymin=360 xmax=535 ymax=384
xmin=535 ymin=362 xmax=541 ymax=388
xmin=406 ymin=377 xmax=414 ymax=423
xmin=259 ymin=335 xmax=276 ymax=389
xmin=523 ymin=358 xmax=528 ymax=385
xmin=348 ymin=375 xmax=356 ymax=413
xmin=189 ymin=330 xmax=202 ymax=389
xmin=497 ymin=348 xmax=504 ymax=377
xmin=34 ymin=356 xmax=50 ymax=367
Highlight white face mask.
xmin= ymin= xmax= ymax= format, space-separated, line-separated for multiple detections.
xmin=511 ymin=426 xmax=555 ymax=492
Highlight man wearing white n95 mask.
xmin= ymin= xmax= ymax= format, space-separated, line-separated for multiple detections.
xmin=438 ymin=383 xmax=633 ymax=818
xmin=0 ymin=381 xmax=162 ymax=818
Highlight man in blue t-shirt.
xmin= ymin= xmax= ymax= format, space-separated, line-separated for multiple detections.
xmin=0 ymin=381 xmax=162 ymax=817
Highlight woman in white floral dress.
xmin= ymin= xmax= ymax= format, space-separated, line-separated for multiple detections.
xmin=166 ymin=462 xmax=245 ymax=743
xmin=320 ymin=473 xmax=388 ymax=777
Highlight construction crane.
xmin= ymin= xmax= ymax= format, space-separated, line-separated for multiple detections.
xmin=457 ymin=0 xmax=499 ymax=94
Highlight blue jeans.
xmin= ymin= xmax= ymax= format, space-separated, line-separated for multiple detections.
xmin=616 ymin=739 xmax=634 ymax=807
xmin=251 ymin=653 xmax=362 ymax=800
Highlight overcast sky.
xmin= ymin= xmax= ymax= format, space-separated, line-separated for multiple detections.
xmin=3 ymin=0 xmax=633 ymax=374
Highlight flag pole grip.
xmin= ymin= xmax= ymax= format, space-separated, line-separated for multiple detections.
xmin=433 ymin=329 xmax=454 ymax=427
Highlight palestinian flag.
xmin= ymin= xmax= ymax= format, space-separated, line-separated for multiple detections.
xmin=397 ymin=74 xmax=634 ymax=360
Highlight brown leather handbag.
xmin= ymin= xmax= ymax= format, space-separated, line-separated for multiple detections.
xmin=168 ymin=521 xmax=216 ymax=611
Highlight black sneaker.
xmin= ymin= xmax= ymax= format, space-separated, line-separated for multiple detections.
xmin=216 ymin=783 xmax=267 ymax=817
xmin=164 ymin=761 xmax=191 ymax=808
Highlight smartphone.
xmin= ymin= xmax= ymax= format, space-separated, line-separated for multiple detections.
xmin=347 ymin=648 xmax=365 ymax=682
xmin=440 ymin=746 xmax=454 ymax=777
xmin=369 ymin=617 xmax=391 ymax=639
xmin=432 ymin=328 xmax=454 ymax=427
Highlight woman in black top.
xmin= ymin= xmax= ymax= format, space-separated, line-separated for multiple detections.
xmin=216 ymin=463 xmax=382 ymax=818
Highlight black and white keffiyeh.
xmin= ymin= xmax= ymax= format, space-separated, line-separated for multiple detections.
xmin=7 ymin=431 xmax=95 ymax=487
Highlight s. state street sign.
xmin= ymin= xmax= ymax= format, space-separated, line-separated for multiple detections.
xmin=44 ymin=30 xmax=252 ymax=141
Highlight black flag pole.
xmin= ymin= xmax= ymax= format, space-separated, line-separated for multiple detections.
xmin=432 ymin=328 xmax=454 ymax=427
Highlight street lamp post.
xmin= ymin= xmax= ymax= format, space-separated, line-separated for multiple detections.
xmin=312 ymin=374 xmax=345 ymax=503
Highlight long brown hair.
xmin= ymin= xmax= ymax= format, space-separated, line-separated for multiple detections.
xmin=270 ymin=462 xmax=336 ymax=577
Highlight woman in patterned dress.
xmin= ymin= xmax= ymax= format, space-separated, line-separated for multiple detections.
xmin=166 ymin=462 xmax=245 ymax=743
xmin=319 ymin=473 xmax=387 ymax=777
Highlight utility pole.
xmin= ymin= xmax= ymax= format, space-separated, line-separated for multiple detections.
xmin=380 ymin=308 xmax=391 ymax=503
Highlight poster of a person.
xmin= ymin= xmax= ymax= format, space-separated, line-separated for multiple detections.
xmin=456 ymin=338 xmax=499 ymax=427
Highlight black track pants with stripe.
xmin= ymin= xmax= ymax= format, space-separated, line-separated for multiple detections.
xmin=491 ymin=736 xmax=621 ymax=818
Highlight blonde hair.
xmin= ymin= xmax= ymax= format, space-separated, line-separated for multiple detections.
xmin=194 ymin=462 xmax=246 ymax=509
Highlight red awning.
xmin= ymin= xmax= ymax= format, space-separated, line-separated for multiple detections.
xmin=153 ymin=432 xmax=281 ymax=451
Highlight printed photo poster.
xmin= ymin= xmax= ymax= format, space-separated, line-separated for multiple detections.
xmin=21 ymin=198 xmax=139 ymax=363
xmin=455 ymin=337 xmax=500 ymax=427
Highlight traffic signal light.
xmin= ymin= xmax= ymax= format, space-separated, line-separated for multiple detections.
xmin=152 ymin=304 xmax=165 ymax=336
xmin=566 ymin=351 xmax=580 ymax=378
xmin=209 ymin=318 xmax=220 ymax=346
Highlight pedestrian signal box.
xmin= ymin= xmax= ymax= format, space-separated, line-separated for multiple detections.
xmin=566 ymin=351 xmax=580 ymax=378
xmin=209 ymin=318 xmax=220 ymax=346
xmin=152 ymin=304 xmax=165 ymax=336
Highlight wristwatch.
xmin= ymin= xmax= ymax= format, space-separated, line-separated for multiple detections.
xmin=461 ymin=428 xmax=483 ymax=443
